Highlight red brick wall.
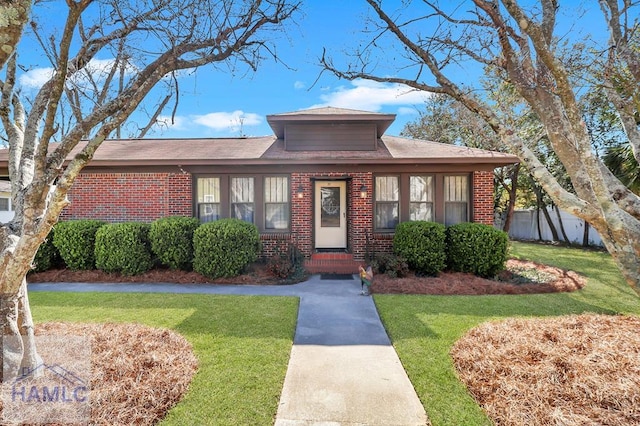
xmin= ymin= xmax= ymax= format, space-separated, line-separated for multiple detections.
xmin=473 ymin=171 xmax=494 ymax=225
xmin=61 ymin=172 xmax=192 ymax=222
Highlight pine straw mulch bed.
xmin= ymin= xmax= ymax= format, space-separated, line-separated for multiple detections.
xmin=0 ymin=322 xmax=198 ymax=425
xmin=371 ymin=259 xmax=586 ymax=295
xmin=451 ymin=314 xmax=640 ymax=425
xmin=29 ymin=259 xmax=585 ymax=296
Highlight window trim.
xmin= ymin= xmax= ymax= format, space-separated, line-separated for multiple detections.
xmin=194 ymin=174 xmax=291 ymax=233
xmin=374 ymin=175 xmax=400 ymax=232
xmin=263 ymin=176 xmax=290 ymax=231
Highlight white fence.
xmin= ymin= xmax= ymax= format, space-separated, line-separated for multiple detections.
xmin=499 ymin=208 xmax=604 ymax=246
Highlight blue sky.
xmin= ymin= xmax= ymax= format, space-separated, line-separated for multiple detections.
xmin=15 ymin=1 xmax=614 ymax=140
xmin=149 ymin=1 xmax=432 ymax=138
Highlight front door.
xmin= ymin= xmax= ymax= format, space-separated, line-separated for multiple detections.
xmin=315 ymin=181 xmax=347 ymax=249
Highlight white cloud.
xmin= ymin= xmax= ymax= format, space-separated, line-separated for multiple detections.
xmin=18 ymin=58 xmax=137 ymax=90
xmin=294 ymin=80 xmax=306 ymax=90
xmin=155 ymin=115 xmax=188 ymax=131
xmin=19 ymin=67 xmax=55 ymax=89
xmin=192 ymin=110 xmax=262 ymax=132
xmin=311 ymin=79 xmax=430 ymax=112
xmin=397 ymin=106 xmax=419 ymax=115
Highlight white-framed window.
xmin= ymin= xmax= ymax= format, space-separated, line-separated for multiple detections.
xmin=409 ymin=175 xmax=434 ymax=221
xmin=375 ymin=176 xmax=399 ymax=230
xmin=444 ymin=175 xmax=469 ymax=225
xmin=231 ymin=177 xmax=254 ymax=223
xmin=197 ymin=177 xmax=220 ymax=223
xmin=264 ymin=176 xmax=289 ymax=230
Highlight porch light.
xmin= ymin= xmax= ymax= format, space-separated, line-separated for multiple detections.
xmin=360 ymin=184 xmax=368 ymax=199
xmin=297 ymin=184 xmax=304 ymax=199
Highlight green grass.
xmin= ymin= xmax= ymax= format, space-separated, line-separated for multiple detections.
xmin=30 ymin=292 xmax=298 ymax=425
xmin=374 ymin=241 xmax=640 ymax=426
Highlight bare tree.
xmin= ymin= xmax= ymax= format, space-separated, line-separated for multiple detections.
xmin=0 ymin=0 xmax=299 ymax=380
xmin=322 ymin=0 xmax=640 ymax=295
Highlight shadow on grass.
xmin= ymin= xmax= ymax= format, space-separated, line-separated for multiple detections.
xmin=30 ymin=291 xmax=299 ymax=341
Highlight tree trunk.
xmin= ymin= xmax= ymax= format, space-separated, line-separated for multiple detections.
xmin=554 ymin=205 xmax=570 ymax=243
xmin=501 ymin=164 xmax=520 ymax=233
xmin=583 ymin=221 xmax=590 ymax=247
xmin=0 ymin=279 xmax=42 ymax=382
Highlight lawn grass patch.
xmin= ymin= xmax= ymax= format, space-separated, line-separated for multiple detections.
xmin=374 ymin=241 xmax=640 ymax=426
xmin=29 ymin=292 xmax=298 ymax=425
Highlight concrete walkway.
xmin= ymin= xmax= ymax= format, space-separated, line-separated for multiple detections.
xmin=29 ymin=275 xmax=428 ymax=425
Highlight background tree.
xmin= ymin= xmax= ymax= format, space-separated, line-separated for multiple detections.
xmin=322 ymin=0 xmax=640 ymax=295
xmin=0 ymin=0 xmax=299 ymax=380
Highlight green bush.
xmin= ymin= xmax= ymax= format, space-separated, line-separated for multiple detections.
xmin=393 ymin=221 xmax=446 ymax=276
xmin=193 ymin=219 xmax=260 ymax=279
xmin=31 ymin=227 xmax=62 ymax=272
xmin=53 ymin=220 xmax=105 ymax=270
xmin=446 ymin=222 xmax=508 ymax=278
xmin=95 ymin=222 xmax=153 ymax=275
xmin=266 ymin=243 xmax=305 ymax=280
xmin=371 ymin=253 xmax=409 ymax=278
xmin=149 ymin=216 xmax=200 ymax=270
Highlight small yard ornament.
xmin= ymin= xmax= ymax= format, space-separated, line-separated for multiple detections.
xmin=359 ymin=265 xmax=374 ymax=296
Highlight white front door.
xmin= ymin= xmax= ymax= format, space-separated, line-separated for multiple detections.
xmin=315 ymin=181 xmax=347 ymax=249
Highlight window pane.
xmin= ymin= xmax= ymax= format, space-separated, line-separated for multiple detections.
xmin=197 ymin=178 xmax=220 ymax=203
xmin=444 ymin=176 xmax=468 ymax=202
xmin=232 ymin=203 xmax=254 ymax=222
xmin=265 ymin=204 xmax=289 ymax=229
xmin=0 ymin=198 xmax=8 ymax=211
xmin=199 ymin=203 xmax=220 ymax=223
xmin=231 ymin=177 xmax=254 ymax=203
xmin=410 ymin=176 xmax=433 ymax=202
xmin=375 ymin=203 xmax=399 ymax=229
xmin=445 ymin=202 xmax=468 ymax=225
xmin=265 ymin=177 xmax=288 ymax=203
xmin=410 ymin=202 xmax=433 ymax=221
xmin=375 ymin=176 xmax=399 ymax=201
xmin=320 ymin=186 xmax=341 ymax=227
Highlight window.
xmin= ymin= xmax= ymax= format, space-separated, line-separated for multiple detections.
xmin=0 ymin=197 xmax=9 ymax=212
xmin=264 ymin=177 xmax=289 ymax=230
xmin=231 ymin=177 xmax=254 ymax=223
xmin=375 ymin=176 xmax=399 ymax=230
xmin=197 ymin=178 xmax=220 ymax=222
xmin=444 ymin=175 xmax=468 ymax=225
xmin=409 ymin=175 xmax=433 ymax=221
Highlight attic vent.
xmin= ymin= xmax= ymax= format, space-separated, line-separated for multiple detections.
xmin=284 ymin=123 xmax=377 ymax=151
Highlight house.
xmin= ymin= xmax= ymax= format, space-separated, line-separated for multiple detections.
xmin=0 ymin=180 xmax=14 ymax=223
xmin=0 ymin=107 xmax=519 ymax=273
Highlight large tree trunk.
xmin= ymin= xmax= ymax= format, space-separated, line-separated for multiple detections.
xmin=501 ymin=164 xmax=520 ymax=233
xmin=1 ymin=279 xmax=42 ymax=382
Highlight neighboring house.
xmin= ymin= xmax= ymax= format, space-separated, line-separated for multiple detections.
xmin=0 ymin=107 xmax=519 ymax=272
xmin=0 ymin=180 xmax=14 ymax=223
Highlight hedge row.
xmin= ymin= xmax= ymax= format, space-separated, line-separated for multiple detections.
xmin=34 ymin=217 xmax=259 ymax=278
xmin=393 ymin=221 xmax=508 ymax=278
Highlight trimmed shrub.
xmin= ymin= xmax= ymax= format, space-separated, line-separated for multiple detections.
xmin=193 ymin=219 xmax=260 ymax=279
xmin=446 ymin=222 xmax=508 ymax=278
xmin=31 ymin=227 xmax=62 ymax=272
xmin=393 ymin=221 xmax=446 ymax=276
xmin=371 ymin=253 xmax=409 ymax=278
xmin=149 ymin=216 xmax=200 ymax=270
xmin=267 ymin=243 xmax=305 ymax=280
xmin=53 ymin=220 xmax=105 ymax=270
xmin=95 ymin=222 xmax=153 ymax=275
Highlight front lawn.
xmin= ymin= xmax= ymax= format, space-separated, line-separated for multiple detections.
xmin=374 ymin=241 xmax=640 ymax=426
xmin=29 ymin=292 xmax=299 ymax=425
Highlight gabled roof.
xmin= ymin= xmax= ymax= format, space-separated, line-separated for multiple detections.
xmin=266 ymin=106 xmax=396 ymax=139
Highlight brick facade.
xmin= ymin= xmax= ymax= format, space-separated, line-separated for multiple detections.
xmin=472 ymin=170 xmax=494 ymax=225
xmin=60 ymin=169 xmax=496 ymax=263
xmin=60 ymin=172 xmax=192 ymax=222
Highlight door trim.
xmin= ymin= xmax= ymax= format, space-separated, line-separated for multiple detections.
xmin=314 ymin=180 xmax=347 ymax=249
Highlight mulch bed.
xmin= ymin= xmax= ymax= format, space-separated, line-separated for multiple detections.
xmin=29 ymin=259 xmax=586 ymax=296
xmin=451 ymin=314 xmax=640 ymax=425
xmin=371 ymin=259 xmax=586 ymax=295
xmin=0 ymin=322 xmax=198 ymax=425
